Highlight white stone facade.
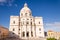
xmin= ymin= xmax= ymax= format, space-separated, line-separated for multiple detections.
xmin=9 ymin=3 xmax=44 ymax=39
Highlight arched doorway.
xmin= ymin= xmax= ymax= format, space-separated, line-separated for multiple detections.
xmin=26 ymin=32 xmax=29 ymax=37
xmin=31 ymin=31 xmax=33 ymax=37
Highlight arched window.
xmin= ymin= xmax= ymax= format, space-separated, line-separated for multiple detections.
xmin=31 ymin=31 xmax=33 ymax=37
xmin=21 ymin=13 xmax=23 ymax=16
xmin=25 ymin=13 xmax=27 ymax=16
xmin=29 ymin=13 xmax=31 ymax=16
xmin=22 ymin=32 xmax=25 ymax=37
xmin=31 ymin=22 xmax=32 ymax=25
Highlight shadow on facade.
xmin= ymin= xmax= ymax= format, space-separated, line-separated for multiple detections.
xmin=0 ymin=31 xmax=22 ymax=40
xmin=0 ymin=31 xmax=47 ymax=40
xmin=8 ymin=31 xmax=22 ymax=40
xmin=8 ymin=31 xmax=46 ymax=40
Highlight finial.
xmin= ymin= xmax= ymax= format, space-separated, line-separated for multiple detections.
xmin=24 ymin=3 xmax=28 ymax=7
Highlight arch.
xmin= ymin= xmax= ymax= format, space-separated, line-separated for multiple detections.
xmin=22 ymin=32 xmax=25 ymax=37
xmin=26 ymin=32 xmax=29 ymax=37
xmin=31 ymin=31 xmax=33 ymax=37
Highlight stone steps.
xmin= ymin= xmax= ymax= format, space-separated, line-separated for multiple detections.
xmin=22 ymin=37 xmax=46 ymax=40
xmin=2 ymin=37 xmax=46 ymax=40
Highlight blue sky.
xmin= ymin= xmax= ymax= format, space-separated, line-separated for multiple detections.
xmin=0 ymin=0 xmax=60 ymax=32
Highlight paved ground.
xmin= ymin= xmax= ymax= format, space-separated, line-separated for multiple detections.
xmin=0 ymin=37 xmax=46 ymax=40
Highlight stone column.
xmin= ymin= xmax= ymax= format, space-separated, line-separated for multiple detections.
xmin=29 ymin=31 xmax=31 ymax=37
xmin=29 ymin=26 xmax=31 ymax=37
xmin=20 ymin=26 xmax=22 ymax=38
xmin=25 ymin=25 xmax=27 ymax=37
xmin=25 ymin=31 xmax=26 ymax=38
xmin=34 ymin=26 xmax=36 ymax=37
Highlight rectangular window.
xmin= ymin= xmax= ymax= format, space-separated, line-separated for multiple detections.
xmin=27 ymin=22 xmax=28 ymax=24
xmin=40 ymin=32 xmax=41 ymax=34
xmin=23 ymin=22 xmax=24 ymax=25
xmin=13 ymin=28 xmax=15 ymax=31
xmin=19 ymin=29 xmax=20 ymax=31
xmin=12 ymin=33 xmax=14 ymax=34
xmin=18 ymin=33 xmax=20 ymax=34
xmin=21 ymin=13 xmax=23 ymax=16
xmin=39 ymin=28 xmax=41 ymax=31
xmin=27 ymin=19 xmax=29 ymax=20
xmin=25 ymin=13 xmax=27 ymax=16
xmin=13 ymin=21 xmax=15 ymax=24
xmin=39 ymin=22 xmax=40 ymax=24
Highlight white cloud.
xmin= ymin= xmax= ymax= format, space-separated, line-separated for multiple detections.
xmin=46 ymin=22 xmax=60 ymax=27
xmin=14 ymin=4 xmax=17 ymax=7
xmin=0 ymin=0 xmax=17 ymax=6
xmin=8 ymin=3 xmax=12 ymax=6
xmin=0 ymin=0 xmax=6 ymax=2
xmin=44 ymin=22 xmax=60 ymax=32
xmin=0 ymin=3 xmax=4 ymax=5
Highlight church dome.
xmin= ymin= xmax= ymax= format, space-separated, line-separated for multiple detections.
xmin=20 ymin=3 xmax=32 ymax=17
xmin=20 ymin=3 xmax=31 ymax=12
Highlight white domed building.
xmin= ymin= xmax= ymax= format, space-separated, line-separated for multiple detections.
xmin=9 ymin=3 xmax=44 ymax=39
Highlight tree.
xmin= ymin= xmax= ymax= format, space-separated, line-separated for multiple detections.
xmin=58 ymin=37 xmax=60 ymax=40
xmin=47 ymin=38 xmax=57 ymax=40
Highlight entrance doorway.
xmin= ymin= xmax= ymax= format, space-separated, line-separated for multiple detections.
xmin=26 ymin=32 xmax=29 ymax=37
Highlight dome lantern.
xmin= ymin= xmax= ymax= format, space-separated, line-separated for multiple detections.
xmin=24 ymin=3 xmax=28 ymax=7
